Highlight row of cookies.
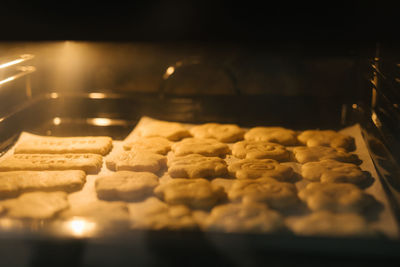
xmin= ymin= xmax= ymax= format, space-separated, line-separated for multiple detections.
xmin=0 ymin=135 xmax=113 ymax=219
xmin=111 ymin=118 xmax=378 ymax=236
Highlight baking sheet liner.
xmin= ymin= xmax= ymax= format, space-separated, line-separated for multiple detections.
xmin=0 ymin=116 xmax=398 ymax=239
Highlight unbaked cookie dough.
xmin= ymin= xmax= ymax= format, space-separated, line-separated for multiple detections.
xmin=298 ymin=130 xmax=355 ymax=151
xmin=123 ymin=136 xmax=172 ymax=155
xmin=293 ymin=146 xmax=360 ymax=164
xmin=138 ymin=120 xmax=191 ymax=141
xmin=168 ymin=154 xmax=228 ymax=178
xmin=106 ymin=150 xmax=167 ymax=173
xmin=154 ymin=178 xmax=226 ymax=209
xmin=171 ymin=138 xmax=230 ymax=157
xmin=244 ymin=127 xmax=298 ymax=146
xmin=189 ymin=123 xmax=245 ymax=143
xmin=232 ymin=140 xmax=290 ymax=161
xmin=228 ymin=158 xmax=294 ymax=182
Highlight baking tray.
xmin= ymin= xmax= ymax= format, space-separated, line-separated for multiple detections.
xmin=1 ymin=92 xmax=400 ymax=267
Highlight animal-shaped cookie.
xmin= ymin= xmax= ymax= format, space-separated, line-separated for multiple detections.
xmin=138 ymin=120 xmax=191 ymax=141
xmin=205 ymin=202 xmax=284 ymax=233
xmin=232 ymin=140 xmax=290 ymax=161
xmin=228 ymin=178 xmax=299 ymax=210
xmin=154 ymin=178 xmax=226 ymax=209
xmin=244 ymin=127 xmax=298 ymax=146
xmin=301 ymin=159 xmax=370 ymax=185
xmin=123 ymin=136 xmax=172 ymax=155
xmin=228 ymin=158 xmax=294 ymax=182
xmin=106 ymin=150 xmax=167 ymax=173
xmin=168 ymin=154 xmax=228 ymax=178
xmin=298 ymin=182 xmax=376 ymax=213
xmin=189 ymin=123 xmax=245 ymax=143
xmin=298 ymin=130 xmax=355 ymax=151
xmin=172 ymin=138 xmax=230 ymax=157
xmin=292 ymin=146 xmax=360 ymax=164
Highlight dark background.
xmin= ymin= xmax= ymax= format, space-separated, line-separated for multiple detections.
xmin=1 ymin=0 xmax=400 ymax=42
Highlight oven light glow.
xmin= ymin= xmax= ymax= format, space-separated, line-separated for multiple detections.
xmin=88 ymin=92 xmax=106 ymax=99
xmin=163 ymin=66 xmax=175 ymax=79
xmin=50 ymin=92 xmax=59 ymax=99
xmin=352 ymin=104 xmax=358 ymax=109
xmin=0 ymin=59 xmax=24 ymax=69
xmin=0 ymin=76 xmax=15 ymax=85
xmin=88 ymin=118 xmax=112 ymax=126
xmin=65 ymin=218 xmax=96 ymax=237
xmin=53 ymin=117 xmax=61 ymax=125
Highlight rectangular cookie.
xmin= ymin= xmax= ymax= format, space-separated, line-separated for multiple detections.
xmin=0 ymin=154 xmax=103 ymax=174
xmin=14 ymin=136 xmax=113 ymax=155
xmin=0 ymin=170 xmax=86 ymax=198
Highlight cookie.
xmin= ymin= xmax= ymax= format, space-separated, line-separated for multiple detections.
xmin=204 ymin=202 xmax=284 ymax=233
xmin=244 ymin=127 xmax=298 ymax=146
xmin=14 ymin=136 xmax=113 ymax=155
xmin=0 ymin=170 xmax=86 ymax=198
xmin=60 ymin=201 xmax=129 ymax=222
xmin=106 ymin=151 xmax=167 ymax=173
xmin=168 ymin=154 xmax=228 ymax=178
xmin=298 ymin=182 xmax=376 ymax=213
xmin=0 ymin=154 xmax=103 ymax=174
xmin=232 ymin=140 xmax=290 ymax=161
xmin=154 ymin=178 xmax=226 ymax=209
xmin=139 ymin=120 xmax=191 ymax=141
xmin=288 ymin=211 xmax=374 ymax=237
xmin=228 ymin=158 xmax=294 ymax=182
xmin=301 ymin=159 xmax=370 ymax=185
xmin=123 ymin=136 xmax=172 ymax=155
xmin=298 ymin=130 xmax=355 ymax=151
xmin=95 ymin=171 xmax=159 ymax=201
xmin=210 ymin=178 xmax=235 ymax=194
xmin=292 ymin=146 xmax=360 ymax=164
xmin=1 ymin=191 xmax=69 ymax=219
xmin=189 ymin=123 xmax=245 ymax=143
xmin=228 ymin=178 xmax=299 ymax=210
xmin=171 ymin=138 xmax=230 ymax=157
xmin=128 ymin=197 xmax=197 ymax=230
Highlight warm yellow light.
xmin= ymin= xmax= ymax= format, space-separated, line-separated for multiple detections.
xmin=0 ymin=59 xmax=24 ymax=69
xmin=88 ymin=118 xmax=112 ymax=126
xmin=88 ymin=92 xmax=106 ymax=99
xmin=163 ymin=66 xmax=175 ymax=79
xmin=0 ymin=76 xmax=15 ymax=85
xmin=65 ymin=218 xmax=96 ymax=237
xmin=352 ymin=104 xmax=358 ymax=109
xmin=50 ymin=92 xmax=59 ymax=99
xmin=53 ymin=117 xmax=61 ymax=125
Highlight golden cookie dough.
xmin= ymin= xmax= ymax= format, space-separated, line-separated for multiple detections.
xmin=154 ymin=178 xmax=226 ymax=209
xmin=189 ymin=123 xmax=245 ymax=143
xmin=228 ymin=158 xmax=294 ymax=182
xmin=298 ymin=130 xmax=355 ymax=151
xmin=106 ymin=150 xmax=167 ymax=173
xmin=168 ymin=154 xmax=228 ymax=178
xmin=60 ymin=201 xmax=129 ymax=222
xmin=293 ymin=146 xmax=360 ymax=164
xmin=138 ymin=120 xmax=191 ymax=141
xmin=128 ymin=197 xmax=197 ymax=230
xmin=232 ymin=140 xmax=290 ymax=161
xmin=123 ymin=137 xmax=172 ymax=155
xmin=210 ymin=178 xmax=235 ymax=194
xmin=244 ymin=127 xmax=298 ymax=146
xmin=288 ymin=211 xmax=374 ymax=237
xmin=301 ymin=159 xmax=370 ymax=185
xmin=228 ymin=178 xmax=299 ymax=210
xmin=298 ymin=182 xmax=376 ymax=213
xmin=172 ymin=138 xmax=230 ymax=157
xmin=205 ymin=202 xmax=284 ymax=233
xmin=95 ymin=171 xmax=159 ymax=201
xmin=1 ymin=191 xmax=69 ymax=219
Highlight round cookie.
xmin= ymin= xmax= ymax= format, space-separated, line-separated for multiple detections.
xmin=168 ymin=154 xmax=228 ymax=178
xmin=128 ymin=197 xmax=197 ymax=230
xmin=298 ymin=130 xmax=355 ymax=151
xmin=205 ymin=202 xmax=284 ymax=233
xmin=288 ymin=211 xmax=374 ymax=237
xmin=189 ymin=123 xmax=245 ymax=143
xmin=301 ymin=159 xmax=370 ymax=185
xmin=172 ymin=138 xmax=230 ymax=157
xmin=228 ymin=158 xmax=294 ymax=182
xmin=95 ymin=171 xmax=159 ymax=201
xmin=292 ymin=146 xmax=361 ymax=164
xmin=106 ymin=150 xmax=167 ymax=173
xmin=228 ymin=178 xmax=299 ymax=210
xmin=123 ymin=137 xmax=172 ymax=155
xmin=139 ymin=120 xmax=191 ymax=141
xmin=244 ymin=127 xmax=298 ymax=146
xmin=298 ymin=182 xmax=376 ymax=213
xmin=232 ymin=140 xmax=290 ymax=161
xmin=154 ymin=178 xmax=226 ymax=209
